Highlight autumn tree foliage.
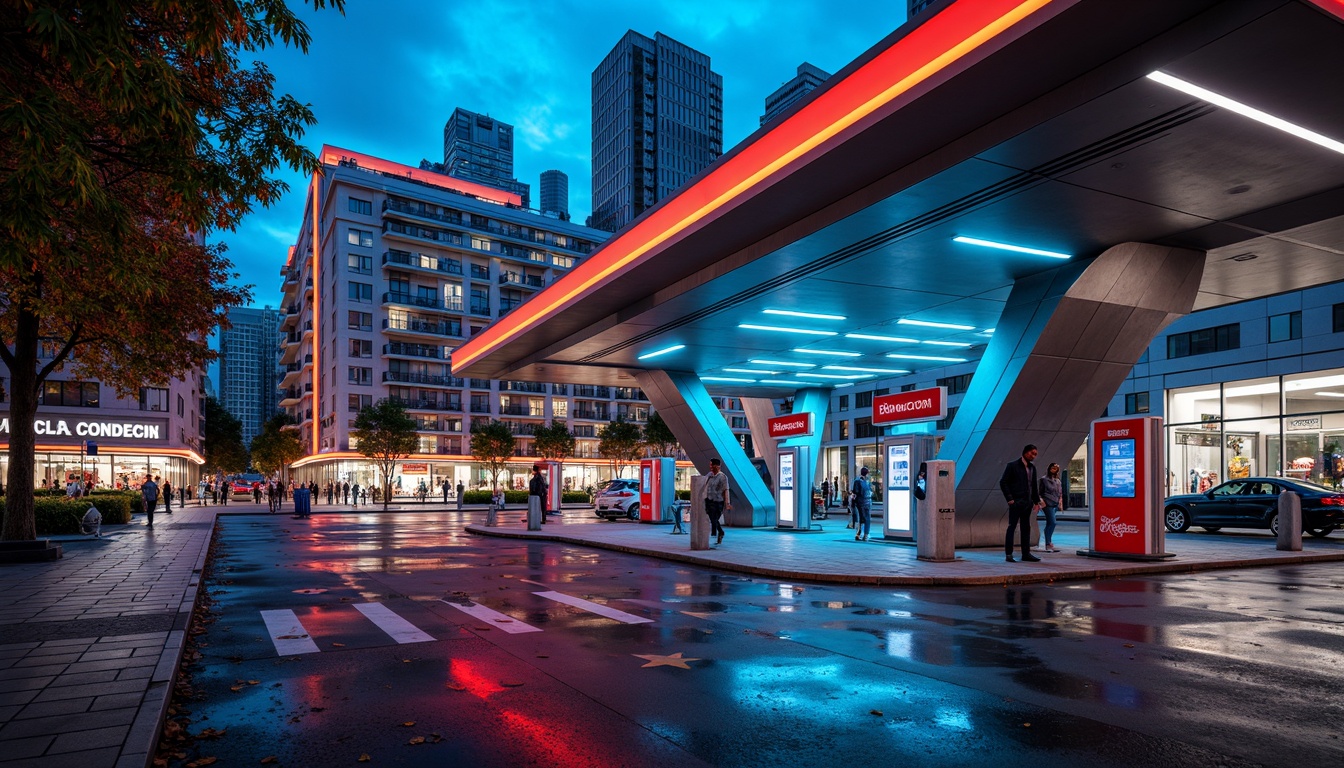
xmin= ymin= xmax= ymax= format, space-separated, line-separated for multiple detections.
xmin=598 ymin=418 xmax=643 ymax=479
xmin=0 ymin=0 xmax=343 ymax=540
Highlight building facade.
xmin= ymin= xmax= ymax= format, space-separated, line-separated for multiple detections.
xmin=0 ymin=359 xmax=206 ymax=492
xmin=218 ymin=306 xmax=282 ymax=445
xmin=279 ymin=146 xmax=749 ymax=495
xmin=760 ymin=62 xmax=830 ymax=127
xmin=441 ymin=108 xmax=530 ymax=208
xmin=590 ymin=31 xmax=723 ymax=233
xmin=539 ymin=170 xmax=569 ymax=220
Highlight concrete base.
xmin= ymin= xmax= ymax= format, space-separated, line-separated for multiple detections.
xmin=1076 ymin=549 xmax=1176 ymax=561
xmin=0 ymin=540 xmax=64 ymax=563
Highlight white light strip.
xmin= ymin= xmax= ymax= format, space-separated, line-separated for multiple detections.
xmin=823 ymin=365 xmax=910 ymax=374
xmin=763 ymin=309 xmax=846 ymax=321
xmin=1315 ymin=392 xmax=1344 ymax=398
xmin=797 ymin=373 xmax=869 ymax=380
xmin=952 ymin=236 xmax=1071 ymax=260
xmin=886 ymin=353 xmax=968 ymax=362
xmin=897 ymin=318 xmax=977 ymax=331
xmin=845 ymin=333 xmax=918 ymax=343
xmin=637 ymin=344 xmax=685 ymax=360
xmin=922 ymin=340 xmax=971 ymax=348
xmin=1147 ymin=70 xmax=1344 ymax=156
xmin=758 ymin=379 xmax=808 ymax=386
xmin=702 ymin=376 xmax=755 ymax=383
xmin=791 ymin=348 xmax=861 ymax=357
xmin=739 ymin=324 xmax=838 ymax=336
xmin=724 ymin=368 xmax=778 ymax=375
xmin=750 ymin=359 xmax=816 ymax=368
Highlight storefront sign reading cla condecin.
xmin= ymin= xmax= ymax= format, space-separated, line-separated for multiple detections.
xmin=0 ymin=415 xmax=168 ymax=441
xmin=872 ymin=387 xmax=948 ymax=426
xmin=767 ymin=413 xmax=812 ymax=439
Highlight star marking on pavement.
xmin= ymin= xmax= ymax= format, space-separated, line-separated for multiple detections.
xmin=632 ymin=652 xmax=702 ymax=669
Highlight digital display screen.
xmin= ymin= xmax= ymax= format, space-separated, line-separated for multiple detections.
xmin=778 ymin=453 xmax=794 ymax=524
xmin=1100 ymin=438 xmax=1136 ymax=498
xmin=642 ymin=467 xmax=651 ymax=494
xmin=886 ymin=444 xmax=912 ymax=532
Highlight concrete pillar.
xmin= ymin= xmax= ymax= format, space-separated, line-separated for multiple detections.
xmin=689 ymin=475 xmax=710 ymax=550
xmin=1277 ymin=491 xmax=1302 ymax=551
xmin=939 ymin=242 xmax=1205 ymax=547
xmin=741 ymin=397 xmax=780 ymax=480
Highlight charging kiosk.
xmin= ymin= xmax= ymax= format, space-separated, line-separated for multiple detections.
xmin=881 ymin=435 xmax=939 ymax=540
xmin=540 ymin=461 xmax=563 ymax=514
xmin=1081 ymin=415 xmax=1172 ymax=560
xmin=775 ymin=445 xmax=811 ymax=530
xmin=639 ymin=457 xmax=675 ymax=523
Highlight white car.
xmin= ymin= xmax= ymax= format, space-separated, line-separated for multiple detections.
xmin=594 ymin=479 xmax=640 ymax=520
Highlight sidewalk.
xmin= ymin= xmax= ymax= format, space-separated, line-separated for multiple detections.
xmin=0 ymin=506 xmax=216 ymax=768
xmin=466 ymin=512 xmax=1344 ymax=586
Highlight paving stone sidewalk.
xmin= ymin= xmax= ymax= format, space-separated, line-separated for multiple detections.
xmin=0 ymin=507 xmax=216 ymax=768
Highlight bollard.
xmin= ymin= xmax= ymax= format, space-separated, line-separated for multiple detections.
xmin=689 ymin=476 xmax=710 ymax=551
xmin=527 ymin=496 xmax=542 ymax=531
xmin=916 ymin=460 xmax=957 ymax=562
xmin=1277 ymin=491 xmax=1302 ymax=551
xmin=486 ymin=503 xmax=498 ymax=528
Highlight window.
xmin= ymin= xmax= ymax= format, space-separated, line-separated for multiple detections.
xmin=1167 ymin=323 xmax=1240 ymax=358
xmin=40 ymin=381 xmax=99 ymax=408
xmin=348 ymin=281 xmax=372 ymax=303
xmin=936 ymin=406 xmax=958 ymax=431
xmin=348 ymin=394 xmax=372 ymax=413
xmin=837 ymin=420 xmax=849 ymax=440
xmin=347 ymin=228 xmax=373 ymax=247
xmin=855 ymin=417 xmax=877 ymax=439
xmin=901 ymin=383 xmax=918 ymax=392
xmin=348 ymin=367 xmax=373 ymax=386
xmin=471 ymin=236 xmax=492 ymax=251
xmin=1268 ymin=311 xmax=1302 ymax=342
xmin=1125 ymin=392 xmax=1150 ymax=414
xmin=349 ymin=197 xmax=372 ymax=215
xmin=177 ymin=394 xmax=185 ymax=417
xmin=136 ymin=387 xmax=169 ymax=411
xmin=937 ymin=373 xmax=974 ymax=396
xmin=730 ymin=416 xmax=748 ymax=429
xmin=856 ymin=391 xmax=873 ymax=408
xmin=838 ymin=395 xmax=849 ymax=412
xmin=349 ymin=339 xmax=372 ymax=358
xmin=348 ymin=311 xmax=372 ymax=332
xmin=1334 ymin=303 xmax=1344 ymax=333
xmin=348 ymin=253 xmax=372 ymax=274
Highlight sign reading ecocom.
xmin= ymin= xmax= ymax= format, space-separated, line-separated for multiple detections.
xmin=767 ymin=413 xmax=812 ymax=439
xmin=0 ymin=415 xmax=168 ymax=442
xmin=872 ymin=387 xmax=948 ymax=426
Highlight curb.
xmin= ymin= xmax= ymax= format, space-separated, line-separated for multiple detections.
xmin=463 ymin=525 xmax=1344 ymax=586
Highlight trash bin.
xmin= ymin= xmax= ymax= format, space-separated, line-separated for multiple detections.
xmin=293 ymin=487 xmax=311 ymax=518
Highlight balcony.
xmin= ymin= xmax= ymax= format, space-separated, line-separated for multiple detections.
xmin=383 ymin=317 xmax=462 ymax=339
xmin=383 ymin=220 xmax=464 ymax=247
xmin=574 ymin=385 xmax=611 ymax=398
xmin=383 ymin=292 xmax=463 ymax=313
xmin=382 ymin=371 xmax=464 ymax=387
xmin=571 ymin=408 xmax=609 ymax=421
xmin=383 ymin=248 xmax=463 ymax=276
xmin=468 ymin=302 xmax=491 ymax=316
xmin=613 ymin=387 xmax=646 ymax=401
xmin=383 ymin=198 xmax=465 ymax=227
xmin=469 ymin=265 xmax=489 ymax=280
xmin=498 ymin=403 xmax=544 ymax=417
xmin=469 ymin=403 xmax=492 ymax=414
xmin=498 ymin=271 xmax=544 ymax=289
xmin=391 ymin=397 xmax=462 ymax=413
xmin=383 ymin=342 xmax=447 ymax=360
xmin=501 ymin=381 xmax=546 ymax=393
xmin=500 ymin=421 xmax=540 ymax=436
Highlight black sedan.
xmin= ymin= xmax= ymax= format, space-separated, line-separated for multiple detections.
xmin=1164 ymin=477 xmax=1344 ymax=537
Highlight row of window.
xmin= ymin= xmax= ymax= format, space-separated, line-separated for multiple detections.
xmin=1167 ymin=305 xmax=1344 ymax=359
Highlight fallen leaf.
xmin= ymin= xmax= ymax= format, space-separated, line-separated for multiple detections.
xmin=276 ymin=635 xmax=308 ymax=640
xmin=332 ymin=643 xmax=345 ymax=647
xmin=1023 ymin=723 xmax=1032 ymax=728
xmin=261 ymin=757 xmax=278 ymax=765
xmin=400 ymin=722 xmax=415 ymax=727
xmin=357 ymin=754 xmax=371 ymax=763
xmin=248 ymin=680 xmax=260 ymax=685
xmin=446 ymin=683 xmax=466 ymax=691
xmin=408 ymin=737 xmax=426 ymax=745
xmin=500 ymin=680 xmax=524 ymax=687
xmin=870 ymin=710 xmax=883 ymax=716
xmin=1123 ymin=643 xmax=1135 ymax=648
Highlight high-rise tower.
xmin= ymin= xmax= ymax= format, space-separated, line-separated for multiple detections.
xmin=442 ymin=108 xmax=531 ymax=208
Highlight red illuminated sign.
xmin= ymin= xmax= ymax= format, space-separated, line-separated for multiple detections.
xmin=873 ymin=387 xmax=948 ymax=426
xmin=768 ymin=414 xmax=813 ymax=439
xmin=1089 ymin=416 xmax=1158 ymax=556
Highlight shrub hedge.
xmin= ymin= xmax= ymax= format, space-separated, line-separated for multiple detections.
xmin=462 ymin=490 xmax=595 ymax=505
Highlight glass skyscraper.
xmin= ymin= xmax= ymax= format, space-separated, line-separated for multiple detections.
xmin=218 ymin=306 xmax=282 ymax=445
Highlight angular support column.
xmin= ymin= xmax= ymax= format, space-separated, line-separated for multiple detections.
xmin=741 ymin=397 xmax=780 ymax=482
xmin=939 ymin=242 xmax=1205 ymax=547
xmin=779 ymin=388 xmax=830 ymax=485
xmin=635 ymin=370 xmax=775 ymax=527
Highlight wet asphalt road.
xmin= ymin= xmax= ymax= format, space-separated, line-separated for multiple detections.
xmin=174 ymin=509 xmax=1344 ymax=767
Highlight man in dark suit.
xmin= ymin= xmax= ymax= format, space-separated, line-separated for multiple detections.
xmin=999 ymin=444 xmax=1042 ymax=562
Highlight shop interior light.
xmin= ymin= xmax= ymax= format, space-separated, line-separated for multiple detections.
xmin=763 ymin=309 xmax=846 ymax=321
xmin=1147 ymin=71 xmax=1344 ymax=156
xmin=739 ymin=323 xmax=838 ymax=336
xmin=951 ymin=236 xmax=1071 ymax=260
xmin=922 ymin=340 xmax=972 ymax=347
xmin=797 ymin=372 xmax=870 ymax=380
xmin=845 ymin=332 xmax=919 ymax=343
xmin=724 ymin=368 xmax=779 ymax=375
xmin=823 ymin=365 xmax=909 ymax=374
xmin=1315 ymin=392 xmax=1344 ymax=398
xmin=886 ymin=353 xmax=968 ymax=362
xmin=897 ymin=318 xmax=978 ymax=330
xmin=702 ymin=376 xmax=755 ymax=383
xmin=1286 ymin=374 xmax=1344 ymax=390
xmin=792 ymin=348 xmax=861 ymax=357
xmin=750 ymin=359 xmax=816 ymax=368
xmin=637 ymin=344 xmax=686 ymax=360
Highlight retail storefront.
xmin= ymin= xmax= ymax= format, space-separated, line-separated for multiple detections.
xmin=1165 ymin=370 xmax=1344 ymax=494
xmin=0 ymin=413 xmax=203 ymax=492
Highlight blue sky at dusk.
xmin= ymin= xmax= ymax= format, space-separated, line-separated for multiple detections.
xmin=218 ymin=0 xmax=907 ymax=310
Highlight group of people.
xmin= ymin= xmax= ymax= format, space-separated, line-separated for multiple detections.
xmin=138 ymin=474 xmax=177 ymax=528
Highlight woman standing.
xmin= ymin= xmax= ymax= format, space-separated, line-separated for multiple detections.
xmin=1038 ymin=463 xmax=1062 ymax=553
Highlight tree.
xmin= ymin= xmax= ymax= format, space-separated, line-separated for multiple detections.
xmin=351 ymin=399 xmax=418 ymax=511
xmin=598 ymin=418 xmax=644 ymax=478
xmin=203 ymin=396 xmax=249 ymax=475
xmin=642 ymin=410 xmax=679 ymax=458
xmin=250 ymin=413 xmax=305 ymax=479
xmin=0 ymin=0 xmax=344 ymax=541
xmin=470 ymin=420 xmax=516 ymax=492
xmin=532 ymin=421 xmax=576 ymax=462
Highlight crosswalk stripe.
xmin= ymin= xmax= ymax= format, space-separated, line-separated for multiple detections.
xmin=260 ymin=609 xmax=321 ymax=655
xmin=440 ymin=600 xmax=543 ymax=634
xmin=353 ymin=602 xmax=435 ymax=644
xmin=533 ymin=591 xmax=653 ymax=624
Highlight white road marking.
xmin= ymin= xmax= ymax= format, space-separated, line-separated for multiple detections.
xmin=354 ymin=602 xmax=435 ymax=644
xmin=534 ymin=591 xmax=654 ymax=624
xmin=440 ymin=600 xmax=543 ymax=634
xmin=260 ymin=609 xmax=321 ymax=655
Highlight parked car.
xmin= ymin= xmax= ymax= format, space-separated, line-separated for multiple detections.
xmin=231 ymin=473 xmax=265 ymax=500
xmin=1163 ymin=477 xmax=1344 ymax=537
xmin=594 ymin=478 xmax=640 ymax=520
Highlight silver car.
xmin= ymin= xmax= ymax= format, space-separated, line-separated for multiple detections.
xmin=594 ymin=479 xmax=640 ymax=520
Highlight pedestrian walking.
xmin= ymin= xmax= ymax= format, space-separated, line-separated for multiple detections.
xmin=141 ymin=475 xmax=159 ymax=529
xmin=441 ymin=479 xmax=449 ymax=504
xmin=1039 ymin=462 xmax=1062 ymax=553
xmin=199 ymin=477 xmax=209 ymax=505
xmin=162 ymin=480 xmax=174 ymax=514
xmin=456 ymin=480 xmax=465 ymax=511
xmin=821 ymin=478 xmax=831 ymax=511
xmin=343 ymin=481 xmax=350 ymax=505
xmin=351 ymin=482 xmax=361 ymax=507
xmin=852 ymin=467 xmax=873 ymax=541
xmin=325 ymin=482 xmax=333 ymax=505
xmin=999 ymin=444 xmax=1043 ymax=563
xmin=529 ymin=464 xmax=549 ymax=524
xmin=703 ymin=458 xmax=730 ymax=546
